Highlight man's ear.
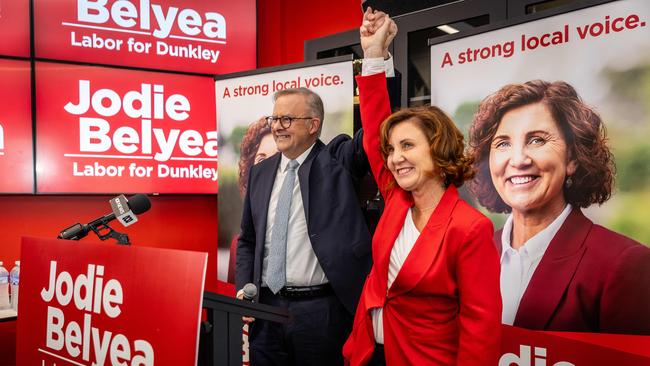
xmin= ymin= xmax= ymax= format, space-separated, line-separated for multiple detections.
xmin=309 ymin=118 xmax=321 ymax=135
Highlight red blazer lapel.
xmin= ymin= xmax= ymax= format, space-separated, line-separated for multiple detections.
xmin=514 ymin=209 xmax=592 ymax=329
xmin=389 ymin=186 xmax=459 ymax=298
xmin=364 ymin=188 xmax=410 ymax=310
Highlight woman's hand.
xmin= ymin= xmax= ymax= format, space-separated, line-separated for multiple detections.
xmin=360 ymin=7 xmax=397 ymax=59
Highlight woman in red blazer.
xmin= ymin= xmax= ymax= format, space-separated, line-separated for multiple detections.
xmin=344 ymin=13 xmax=501 ymax=365
xmin=468 ymin=80 xmax=650 ymax=334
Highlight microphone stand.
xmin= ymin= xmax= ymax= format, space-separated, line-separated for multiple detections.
xmin=89 ymin=218 xmax=131 ymax=245
xmin=59 ymin=218 xmax=131 ymax=245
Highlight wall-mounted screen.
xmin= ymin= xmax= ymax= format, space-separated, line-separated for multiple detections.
xmin=0 ymin=58 xmax=34 ymax=193
xmin=0 ymin=0 xmax=30 ymax=57
xmin=36 ymin=62 xmax=217 ymax=194
xmin=34 ymin=0 xmax=256 ymax=74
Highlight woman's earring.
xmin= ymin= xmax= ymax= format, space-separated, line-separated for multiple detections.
xmin=565 ymin=176 xmax=573 ymax=188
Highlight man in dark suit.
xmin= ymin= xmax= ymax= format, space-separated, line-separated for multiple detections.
xmin=236 ymin=85 xmax=374 ymax=365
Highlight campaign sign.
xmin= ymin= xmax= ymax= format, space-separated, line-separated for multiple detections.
xmin=33 ymin=0 xmax=256 ymax=74
xmin=500 ymin=325 xmax=650 ymax=365
xmin=0 ymin=59 xmax=34 ymax=193
xmin=16 ymin=236 xmax=208 ymax=366
xmin=35 ymin=62 xmax=218 ymax=194
xmin=0 ymin=0 xmax=30 ymax=57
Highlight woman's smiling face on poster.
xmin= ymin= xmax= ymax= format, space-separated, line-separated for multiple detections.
xmin=488 ymin=102 xmax=576 ymax=217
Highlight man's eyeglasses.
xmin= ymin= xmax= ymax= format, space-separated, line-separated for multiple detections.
xmin=266 ymin=115 xmax=314 ymax=129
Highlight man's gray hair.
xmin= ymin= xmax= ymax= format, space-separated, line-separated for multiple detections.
xmin=273 ymin=87 xmax=325 ymax=124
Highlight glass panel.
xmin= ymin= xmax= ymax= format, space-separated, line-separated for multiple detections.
xmin=526 ymin=0 xmax=576 ymax=14
xmin=408 ymin=14 xmax=490 ymax=107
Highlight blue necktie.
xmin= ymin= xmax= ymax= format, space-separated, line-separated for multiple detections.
xmin=267 ymin=160 xmax=299 ymax=294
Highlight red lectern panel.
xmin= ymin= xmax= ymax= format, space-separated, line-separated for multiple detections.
xmin=17 ymin=237 xmax=207 ymax=365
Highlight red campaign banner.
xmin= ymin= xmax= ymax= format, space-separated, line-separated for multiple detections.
xmin=0 ymin=0 xmax=30 ymax=57
xmin=35 ymin=62 xmax=218 ymax=194
xmin=17 ymin=236 xmax=208 ymax=366
xmin=500 ymin=325 xmax=650 ymax=365
xmin=0 ymin=59 xmax=34 ymax=193
xmin=34 ymin=0 xmax=256 ymax=75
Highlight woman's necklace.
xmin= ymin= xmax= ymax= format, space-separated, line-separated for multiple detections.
xmin=413 ymin=203 xmax=437 ymax=212
xmin=413 ymin=195 xmax=441 ymax=212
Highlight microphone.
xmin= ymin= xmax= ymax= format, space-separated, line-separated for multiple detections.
xmin=242 ymin=283 xmax=257 ymax=301
xmin=109 ymin=194 xmax=142 ymax=227
xmin=58 ymin=194 xmax=151 ymax=240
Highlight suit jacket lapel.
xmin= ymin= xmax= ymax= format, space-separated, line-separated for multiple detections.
xmin=388 ymin=186 xmax=459 ymax=298
xmin=514 ymin=209 xmax=591 ymax=329
xmin=251 ymin=153 xmax=281 ymax=285
xmin=257 ymin=153 xmax=281 ymax=235
xmin=297 ymin=140 xmax=324 ymax=221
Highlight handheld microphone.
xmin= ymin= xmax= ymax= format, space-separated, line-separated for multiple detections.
xmin=242 ymin=283 xmax=258 ymax=301
xmin=58 ymin=194 xmax=151 ymax=240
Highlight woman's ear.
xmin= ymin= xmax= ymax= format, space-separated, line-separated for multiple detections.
xmin=566 ymin=157 xmax=577 ymax=176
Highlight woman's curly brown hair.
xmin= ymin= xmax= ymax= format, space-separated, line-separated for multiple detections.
xmin=468 ymin=80 xmax=615 ymax=213
xmin=238 ymin=118 xmax=272 ymax=196
xmin=379 ymin=106 xmax=475 ymax=188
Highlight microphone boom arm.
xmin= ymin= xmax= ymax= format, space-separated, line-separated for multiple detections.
xmin=57 ymin=193 xmax=150 ymax=245
xmin=88 ymin=217 xmax=131 ymax=245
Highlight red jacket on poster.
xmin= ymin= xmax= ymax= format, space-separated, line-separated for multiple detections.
xmin=498 ymin=208 xmax=650 ymax=334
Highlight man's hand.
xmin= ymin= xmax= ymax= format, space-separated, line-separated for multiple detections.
xmin=360 ymin=7 xmax=397 ymax=59
xmin=237 ymin=290 xmax=255 ymax=323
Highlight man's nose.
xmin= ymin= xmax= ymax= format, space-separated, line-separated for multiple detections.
xmin=270 ymin=119 xmax=285 ymax=131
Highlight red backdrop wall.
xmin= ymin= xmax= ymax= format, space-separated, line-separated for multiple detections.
xmin=0 ymin=1 xmax=360 ymax=363
xmin=257 ymin=0 xmax=361 ymax=67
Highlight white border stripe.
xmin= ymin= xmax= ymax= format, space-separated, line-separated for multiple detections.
xmin=63 ymin=154 xmax=217 ymax=162
xmin=169 ymin=34 xmax=226 ymax=44
xmin=62 ymin=22 xmax=226 ymax=44
xmin=62 ymin=22 xmax=151 ymax=36
xmin=64 ymin=153 xmax=153 ymax=160
xmin=38 ymin=348 xmax=86 ymax=366
xmin=169 ymin=157 xmax=218 ymax=162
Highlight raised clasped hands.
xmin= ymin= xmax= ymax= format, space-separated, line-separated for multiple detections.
xmin=360 ymin=6 xmax=397 ymax=59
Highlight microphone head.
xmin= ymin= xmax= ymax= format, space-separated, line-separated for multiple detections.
xmin=127 ymin=194 xmax=151 ymax=215
xmin=242 ymin=283 xmax=257 ymax=300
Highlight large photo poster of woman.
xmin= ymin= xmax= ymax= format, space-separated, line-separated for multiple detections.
xmin=430 ymin=0 xmax=650 ymax=337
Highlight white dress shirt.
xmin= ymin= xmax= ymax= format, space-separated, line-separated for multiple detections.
xmin=361 ymin=55 xmax=395 ymax=77
xmin=500 ymin=204 xmax=573 ymax=325
xmin=261 ymin=144 xmax=329 ymax=287
xmin=371 ymin=208 xmax=420 ymax=344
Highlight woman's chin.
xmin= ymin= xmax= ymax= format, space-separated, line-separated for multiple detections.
xmin=395 ymin=180 xmax=415 ymax=192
